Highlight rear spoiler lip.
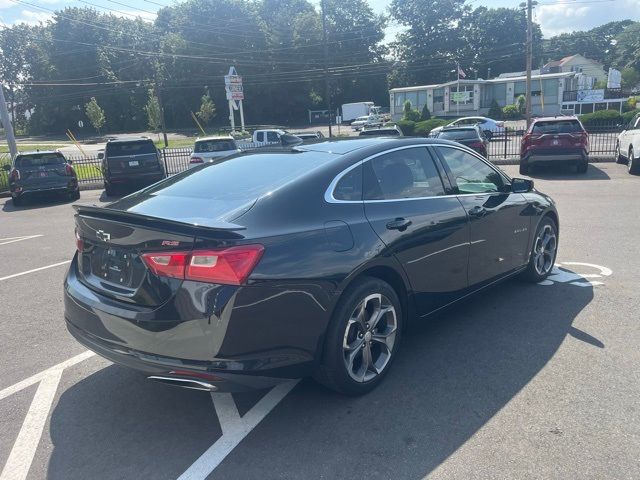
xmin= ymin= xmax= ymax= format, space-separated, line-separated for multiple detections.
xmin=73 ymin=204 xmax=247 ymax=232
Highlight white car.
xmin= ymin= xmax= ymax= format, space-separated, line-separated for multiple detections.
xmin=351 ymin=115 xmax=382 ymax=131
xmin=616 ymin=112 xmax=640 ymax=175
xmin=189 ymin=136 xmax=241 ymax=168
xmin=430 ymin=116 xmax=506 ymax=139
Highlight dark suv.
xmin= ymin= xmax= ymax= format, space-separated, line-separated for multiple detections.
xmin=4 ymin=151 xmax=79 ymax=206
xmin=101 ymin=138 xmax=165 ymax=195
xmin=520 ymin=116 xmax=589 ymax=174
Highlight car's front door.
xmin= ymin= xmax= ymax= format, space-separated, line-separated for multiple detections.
xmin=435 ymin=145 xmax=531 ymax=287
xmin=362 ymin=146 xmax=469 ymax=315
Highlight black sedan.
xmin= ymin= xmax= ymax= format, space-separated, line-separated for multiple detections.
xmin=65 ymin=138 xmax=559 ymax=396
xmin=435 ymin=126 xmax=488 ymax=157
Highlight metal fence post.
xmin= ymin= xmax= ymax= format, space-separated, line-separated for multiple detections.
xmin=504 ymin=128 xmax=508 ymax=159
xmin=162 ymin=148 xmax=168 ymax=175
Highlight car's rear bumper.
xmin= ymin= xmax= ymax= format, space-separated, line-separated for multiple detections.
xmin=63 ymin=256 xmax=325 ymax=391
xmin=11 ymin=181 xmax=78 ymax=196
xmin=106 ymin=172 xmax=164 ymax=184
xmin=523 ymin=150 xmax=587 ymax=164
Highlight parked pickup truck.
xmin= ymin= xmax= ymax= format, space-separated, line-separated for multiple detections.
xmin=616 ymin=112 xmax=640 ymax=175
xmin=237 ymin=129 xmax=303 ymax=149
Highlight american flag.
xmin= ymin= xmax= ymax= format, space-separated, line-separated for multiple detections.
xmin=458 ymin=67 xmax=466 ymax=79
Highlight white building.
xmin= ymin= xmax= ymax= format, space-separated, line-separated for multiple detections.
xmin=389 ymin=70 xmax=631 ymax=120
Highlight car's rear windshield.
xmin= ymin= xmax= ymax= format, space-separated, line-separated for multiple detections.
xmin=106 ymin=141 xmax=156 ymax=156
xmin=532 ymin=120 xmax=583 ymax=134
xmin=438 ymin=129 xmax=479 ymax=140
xmin=15 ymin=153 xmax=65 ymax=168
xmin=194 ymin=139 xmax=236 ymax=153
xmin=143 ymin=151 xmax=331 ymax=200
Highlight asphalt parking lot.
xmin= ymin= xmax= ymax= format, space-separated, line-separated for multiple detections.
xmin=1 ymin=162 xmax=638 ymax=480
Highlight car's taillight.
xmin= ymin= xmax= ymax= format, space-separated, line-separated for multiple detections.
xmin=141 ymin=245 xmax=264 ymax=285
xmin=75 ymin=229 xmax=84 ymax=252
xmin=9 ymin=168 xmax=20 ymax=181
xmin=189 ymin=157 xmax=204 ymax=164
xmin=469 ymin=141 xmax=484 ymax=149
xmin=65 ymin=164 xmax=76 ymax=176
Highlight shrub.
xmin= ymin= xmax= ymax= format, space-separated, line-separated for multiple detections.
xmin=579 ymin=109 xmax=622 ymax=126
xmin=488 ymin=99 xmax=502 ymax=119
xmin=622 ymin=110 xmax=638 ymax=124
xmin=516 ymin=95 xmax=526 ymax=114
xmin=395 ymin=120 xmax=416 ymax=135
xmin=402 ymin=100 xmax=421 ymax=122
xmin=502 ymin=104 xmax=520 ymax=119
xmin=421 ymin=104 xmax=431 ymax=120
xmin=413 ymin=118 xmax=448 ymax=136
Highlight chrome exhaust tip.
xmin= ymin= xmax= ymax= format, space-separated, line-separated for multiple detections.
xmin=147 ymin=376 xmax=218 ymax=392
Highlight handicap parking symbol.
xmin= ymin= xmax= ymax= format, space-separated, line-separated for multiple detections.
xmin=538 ymin=262 xmax=612 ymax=287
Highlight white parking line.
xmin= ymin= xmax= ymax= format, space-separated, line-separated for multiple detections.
xmin=0 ymin=235 xmax=43 ymax=247
xmin=177 ymin=380 xmax=299 ymax=480
xmin=0 ymin=260 xmax=71 ymax=282
xmin=0 ymin=370 xmax=63 ymax=480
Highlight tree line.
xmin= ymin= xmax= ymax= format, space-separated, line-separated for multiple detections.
xmin=0 ymin=0 xmax=638 ymax=135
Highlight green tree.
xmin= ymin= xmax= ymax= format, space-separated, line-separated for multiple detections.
xmin=403 ymin=100 xmax=420 ymax=121
xmin=621 ymin=68 xmax=639 ymax=88
xmin=516 ymin=95 xmax=526 ymax=114
xmin=145 ymin=90 xmax=162 ymax=132
xmin=420 ymin=104 xmax=431 ymax=120
xmin=613 ymin=23 xmax=640 ymax=71
xmin=85 ymin=97 xmax=106 ymax=134
xmin=488 ymin=99 xmax=502 ymax=119
xmin=196 ymin=90 xmax=216 ymax=126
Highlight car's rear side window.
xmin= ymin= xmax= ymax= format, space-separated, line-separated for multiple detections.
xmin=532 ymin=120 xmax=583 ymax=134
xmin=333 ymin=166 xmax=363 ymax=201
xmin=107 ymin=141 xmax=156 ymax=156
xmin=194 ymin=140 xmax=236 ymax=153
xmin=15 ymin=153 xmax=65 ymax=168
xmin=364 ymin=147 xmax=445 ymax=200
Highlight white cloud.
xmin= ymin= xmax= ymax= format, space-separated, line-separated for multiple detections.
xmin=12 ymin=9 xmax=52 ymax=25
xmin=536 ymin=0 xmax=640 ymax=37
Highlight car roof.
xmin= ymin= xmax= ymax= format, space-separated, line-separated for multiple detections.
xmin=532 ymin=116 xmax=580 ymax=122
xmin=442 ymin=125 xmax=478 ymax=130
xmin=295 ymin=137 xmax=462 ymax=155
xmin=195 ymin=136 xmax=234 ymax=142
xmin=16 ymin=150 xmax=62 ymax=156
xmin=456 ymin=116 xmax=486 ymax=121
xmin=107 ymin=137 xmax=153 ymax=144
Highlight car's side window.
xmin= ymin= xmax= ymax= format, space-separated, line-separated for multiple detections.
xmin=363 ymin=148 xmax=445 ymax=200
xmin=438 ymin=147 xmax=504 ymax=194
xmin=333 ymin=165 xmax=363 ymax=201
xmin=267 ymin=132 xmax=280 ymax=142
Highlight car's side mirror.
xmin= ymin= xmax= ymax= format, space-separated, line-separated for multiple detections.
xmin=511 ymin=177 xmax=534 ymax=193
xmin=2 ymin=164 xmax=11 ymax=172
xmin=97 ymin=152 xmax=104 ymax=160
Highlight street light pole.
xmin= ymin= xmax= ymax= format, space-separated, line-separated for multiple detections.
xmin=0 ymin=84 xmax=18 ymax=160
xmin=321 ymin=0 xmax=332 ymax=137
xmin=522 ymin=0 xmax=537 ymax=128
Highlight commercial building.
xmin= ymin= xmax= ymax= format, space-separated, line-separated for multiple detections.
xmin=389 ymin=58 xmax=631 ymax=120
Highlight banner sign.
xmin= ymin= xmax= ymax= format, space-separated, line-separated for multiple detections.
xmin=451 ymin=91 xmax=470 ymax=103
xmin=577 ymin=89 xmax=604 ymax=102
xmin=224 ymin=69 xmax=244 ymax=101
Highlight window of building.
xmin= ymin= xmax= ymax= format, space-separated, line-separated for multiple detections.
xmin=581 ymin=103 xmax=594 ymax=114
xmin=514 ymin=82 xmax=526 ymax=96
xmin=595 ymin=103 xmax=607 ymax=111
xmin=418 ymin=91 xmax=427 ymax=109
xmin=394 ymin=92 xmax=406 ymax=109
xmin=433 ymin=88 xmax=444 ymax=104
xmin=405 ymin=91 xmax=418 ymax=109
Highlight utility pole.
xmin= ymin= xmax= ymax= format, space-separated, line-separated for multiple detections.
xmin=0 ymin=84 xmax=18 ymax=160
xmin=321 ymin=0 xmax=332 ymax=138
xmin=522 ymin=0 xmax=537 ymax=128
xmin=154 ymin=83 xmax=169 ymax=148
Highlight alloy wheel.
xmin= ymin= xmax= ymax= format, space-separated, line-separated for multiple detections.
xmin=533 ymin=224 xmax=557 ymax=276
xmin=342 ymin=293 xmax=397 ymax=383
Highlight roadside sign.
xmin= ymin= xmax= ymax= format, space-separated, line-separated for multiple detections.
xmin=225 ymin=71 xmax=244 ymax=100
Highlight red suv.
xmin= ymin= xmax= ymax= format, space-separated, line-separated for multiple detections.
xmin=520 ymin=116 xmax=589 ymax=174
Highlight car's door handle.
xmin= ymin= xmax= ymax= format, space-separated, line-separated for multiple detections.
xmin=467 ymin=206 xmax=487 ymax=217
xmin=386 ymin=218 xmax=412 ymax=231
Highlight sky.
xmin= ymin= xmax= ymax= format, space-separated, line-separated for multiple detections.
xmin=0 ymin=0 xmax=639 ymax=38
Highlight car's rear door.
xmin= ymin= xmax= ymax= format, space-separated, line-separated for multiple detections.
xmin=362 ymin=145 xmax=469 ymax=315
xmin=435 ymin=145 xmax=530 ymax=286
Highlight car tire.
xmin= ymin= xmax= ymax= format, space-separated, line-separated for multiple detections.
xmin=521 ymin=216 xmax=558 ymax=283
xmin=519 ymin=161 xmax=529 ymax=175
xmin=314 ymin=276 xmax=403 ymax=396
xmin=576 ymin=158 xmax=588 ymax=174
xmin=70 ymin=190 xmax=81 ymax=201
xmin=12 ymin=195 xmax=23 ymax=207
xmin=616 ymin=143 xmax=625 ymax=164
xmin=629 ymin=148 xmax=639 ymax=175
xmin=104 ymin=183 xmax=116 ymax=196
